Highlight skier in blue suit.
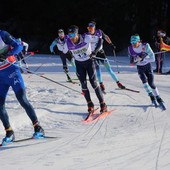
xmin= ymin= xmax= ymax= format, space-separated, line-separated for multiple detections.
xmin=0 ymin=30 xmax=44 ymax=145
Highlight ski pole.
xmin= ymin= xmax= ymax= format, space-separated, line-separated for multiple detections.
xmin=6 ymin=61 xmax=82 ymax=94
xmin=93 ymin=56 xmax=128 ymax=65
xmin=113 ymin=50 xmax=120 ymax=73
xmin=154 ymin=51 xmax=167 ymax=55
xmin=28 ymin=62 xmax=45 ymax=79
xmin=20 ymin=49 xmax=39 ymax=62
xmin=18 ymin=52 xmax=35 ymax=63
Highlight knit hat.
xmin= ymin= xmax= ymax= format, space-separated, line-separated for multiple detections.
xmin=130 ymin=35 xmax=140 ymax=44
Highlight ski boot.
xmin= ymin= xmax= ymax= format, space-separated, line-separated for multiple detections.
xmin=87 ymin=101 xmax=94 ymax=113
xmin=156 ymin=96 xmax=166 ymax=111
xmin=26 ymin=67 xmax=32 ymax=74
xmin=2 ymin=128 xmax=15 ymax=145
xmin=64 ymin=68 xmax=72 ymax=82
xmin=20 ymin=68 xmax=24 ymax=74
xmin=100 ymin=82 xmax=106 ymax=94
xmin=84 ymin=101 xmax=95 ymax=121
xmin=67 ymin=75 xmax=72 ymax=82
xmin=149 ymin=93 xmax=158 ymax=108
xmin=33 ymin=123 xmax=45 ymax=139
xmin=66 ymin=73 xmax=73 ymax=83
xmin=100 ymin=102 xmax=107 ymax=113
xmin=117 ymin=81 xmax=126 ymax=89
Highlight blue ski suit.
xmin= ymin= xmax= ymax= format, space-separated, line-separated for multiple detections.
xmin=0 ymin=30 xmax=38 ymax=129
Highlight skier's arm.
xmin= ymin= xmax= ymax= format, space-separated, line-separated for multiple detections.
xmin=22 ymin=41 xmax=29 ymax=52
xmin=102 ymin=31 xmax=112 ymax=44
xmin=1 ymin=31 xmax=23 ymax=56
xmin=63 ymin=42 xmax=69 ymax=54
xmin=128 ymin=47 xmax=135 ymax=65
xmin=50 ymin=40 xmax=57 ymax=53
xmin=141 ymin=43 xmax=155 ymax=63
xmin=101 ymin=30 xmax=116 ymax=49
xmin=93 ymin=38 xmax=103 ymax=54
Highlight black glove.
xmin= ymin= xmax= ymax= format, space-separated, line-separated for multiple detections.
xmin=139 ymin=52 xmax=148 ymax=61
xmin=110 ymin=43 xmax=116 ymax=50
xmin=90 ymin=51 xmax=96 ymax=59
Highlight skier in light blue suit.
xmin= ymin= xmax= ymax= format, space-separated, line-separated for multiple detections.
xmin=50 ymin=29 xmax=76 ymax=81
xmin=85 ymin=21 xmax=125 ymax=94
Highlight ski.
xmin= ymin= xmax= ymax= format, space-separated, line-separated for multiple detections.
xmin=82 ymin=108 xmax=100 ymax=123
xmin=70 ymin=78 xmax=79 ymax=81
xmin=152 ymin=100 xmax=158 ymax=108
xmin=115 ymin=87 xmax=140 ymax=93
xmin=158 ymin=102 xmax=166 ymax=111
xmin=151 ymin=100 xmax=166 ymax=111
xmin=89 ymin=109 xmax=116 ymax=123
xmin=0 ymin=136 xmax=58 ymax=147
xmin=66 ymin=80 xmax=79 ymax=84
xmin=124 ymin=87 xmax=140 ymax=93
xmin=83 ymin=109 xmax=116 ymax=123
xmin=13 ymin=136 xmax=58 ymax=143
xmin=0 ymin=141 xmax=12 ymax=147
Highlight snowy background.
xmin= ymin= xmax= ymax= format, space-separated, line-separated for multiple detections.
xmin=0 ymin=53 xmax=170 ymax=170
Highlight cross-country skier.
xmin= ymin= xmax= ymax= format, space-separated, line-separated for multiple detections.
xmin=128 ymin=34 xmax=166 ymax=110
xmin=17 ymin=38 xmax=29 ymax=73
xmin=63 ymin=25 xmax=107 ymax=113
xmin=50 ymin=29 xmax=76 ymax=82
xmin=85 ymin=21 xmax=125 ymax=93
xmin=0 ymin=30 xmax=44 ymax=144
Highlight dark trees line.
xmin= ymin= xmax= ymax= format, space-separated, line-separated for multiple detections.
xmin=0 ymin=0 xmax=169 ymax=53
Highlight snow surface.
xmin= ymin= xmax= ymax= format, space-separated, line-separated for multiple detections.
xmin=0 ymin=54 xmax=170 ymax=170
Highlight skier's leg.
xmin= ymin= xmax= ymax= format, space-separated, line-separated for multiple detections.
xmin=137 ymin=65 xmax=155 ymax=103
xmin=19 ymin=52 xmax=27 ymax=65
xmin=0 ymin=84 xmax=15 ymax=142
xmin=103 ymin=59 xmax=119 ymax=82
xmin=70 ymin=58 xmax=77 ymax=72
xmin=95 ymin=59 xmax=102 ymax=83
xmin=0 ymin=86 xmax=10 ymax=130
xmin=60 ymin=54 xmax=71 ymax=81
xmin=15 ymin=89 xmax=38 ymax=123
xmin=102 ymin=59 xmax=125 ymax=89
xmin=11 ymin=68 xmax=44 ymax=136
xmin=65 ymin=53 xmax=76 ymax=72
xmin=146 ymin=65 xmax=164 ymax=105
xmin=94 ymin=59 xmax=107 ymax=93
xmin=75 ymin=61 xmax=94 ymax=112
xmin=87 ymin=60 xmax=107 ymax=112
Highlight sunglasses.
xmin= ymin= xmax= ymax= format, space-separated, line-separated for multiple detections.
xmin=58 ymin=32 xmax=64 ymax=36
xmin=88 ymin=23 xmax=95 ymax=27
xmin=68 ymin=33 xmax=76 ymax=38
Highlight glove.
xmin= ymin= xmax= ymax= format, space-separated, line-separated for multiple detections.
xmin=134 ymin=56 xmax=143 ymax=63
xmin=110 ymin=43 xmax=116 ymax=50
xmin=138 ymin=52 xmax=148 ymax=61
xmin=117 ymin=81 xmax=126 ymax=89
xmin=90 ymin=51 xmax=96 ymax=59
xmin=6 ymin=55 xmax=16 ymax=63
